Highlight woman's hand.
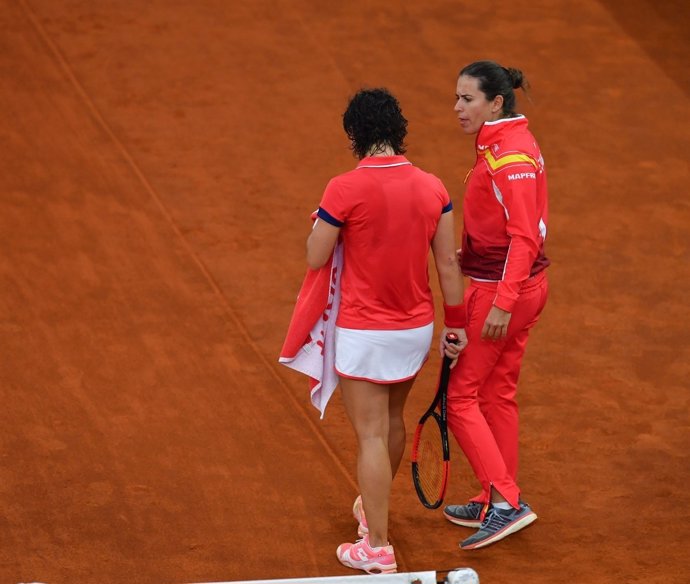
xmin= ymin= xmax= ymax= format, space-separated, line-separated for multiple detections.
xmin=481 ymin=306 xmax=511 ymax=340
xmin=439 ymin=327 xmax=468 ymax=369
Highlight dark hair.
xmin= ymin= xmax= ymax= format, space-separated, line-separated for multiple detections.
xmin=342 ymin=88 xmax=408 ymax=159
xmin=459 ymin=60 xmax=529 ymax=117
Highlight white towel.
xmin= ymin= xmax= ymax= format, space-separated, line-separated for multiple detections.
xmin=279 ymin=242 xmax=342 ymax=418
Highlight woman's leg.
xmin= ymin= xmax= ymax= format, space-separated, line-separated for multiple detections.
xmin=387 ymin=377 xmax=415 ymax=478
xmin=478 ymin=330 xmax=530 ymax=481
xmin=446 ymin=285 xmax=520 ymax=507
xmin=340 ymin=377 xmax=392 ymax=548
xmin=477 ymin=276 xmax=548 ymax=483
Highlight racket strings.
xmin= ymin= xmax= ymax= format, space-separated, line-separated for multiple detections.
xmin=415 ymin=417 xmax=447 ymax=503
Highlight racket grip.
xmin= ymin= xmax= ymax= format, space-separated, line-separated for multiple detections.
xmin=441 ymin=332 xmax=460 ymax=371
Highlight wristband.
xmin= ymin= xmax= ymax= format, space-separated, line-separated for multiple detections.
xmin=443 ymin=303 xmax=466 ymax=328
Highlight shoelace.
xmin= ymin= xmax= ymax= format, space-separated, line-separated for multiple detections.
xmin=480 ymin=508 xmax=515 ymax=531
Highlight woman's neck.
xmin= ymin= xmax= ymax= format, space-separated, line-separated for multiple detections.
xmin=365 ymin=143 xmax=396 ymax=157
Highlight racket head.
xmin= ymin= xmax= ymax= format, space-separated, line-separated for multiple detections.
xmin=411 ymin=410 xmax=450 ymax=509
xmin=410 ymin=331 xmax=458 ymax=509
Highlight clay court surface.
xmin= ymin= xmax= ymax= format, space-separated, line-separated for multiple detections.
xmin=1 ymin=1 xmax=689 ymax=582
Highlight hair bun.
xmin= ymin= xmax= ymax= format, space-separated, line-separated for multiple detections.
xmin=505 ymin=67 xmax=524 ymax=89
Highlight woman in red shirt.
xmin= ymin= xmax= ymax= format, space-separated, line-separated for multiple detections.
xmin=307 ymin=88 xmax=466 ymax=573
xmin=443 ymin=61 xmax=550 ymax=550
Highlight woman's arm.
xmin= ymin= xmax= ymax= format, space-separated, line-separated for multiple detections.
xmin=306 ymin=218 xmax=341 ymax=269
xmin=431 ymin=210 xmax=468 ymax=360
xmin=432 ymin=210 xmax=463 ymax=306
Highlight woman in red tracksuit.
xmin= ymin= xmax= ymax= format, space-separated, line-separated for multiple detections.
xmin=443 ymin=61 xmax=550 ymax=550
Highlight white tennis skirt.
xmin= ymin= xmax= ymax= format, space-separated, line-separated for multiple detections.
xmin=334 ymin=322 xmax=434 ymax=384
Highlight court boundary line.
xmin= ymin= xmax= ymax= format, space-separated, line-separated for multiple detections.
xmin=18 ymin=0 xmax=367 ymax=549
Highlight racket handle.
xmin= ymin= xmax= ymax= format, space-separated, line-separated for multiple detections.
xmin=441 ymin=332 xmax=460 ymax=371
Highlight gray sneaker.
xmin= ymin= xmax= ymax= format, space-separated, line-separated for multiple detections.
xmin=443 ymin=501 xmax=485 ymax=528
xmin=460 ymin=502 xmax=537 ymax=550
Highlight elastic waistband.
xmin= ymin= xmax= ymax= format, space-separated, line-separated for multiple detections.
xmin=470 ymin=269 xmax=547 ymax=292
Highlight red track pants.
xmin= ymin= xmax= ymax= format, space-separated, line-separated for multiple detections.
xmin=446 ymin=271 xmax=548 ymax=508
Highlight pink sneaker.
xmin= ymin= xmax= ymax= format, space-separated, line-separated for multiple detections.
xmin=336 ymin=535 xmax=397 ymax=574
xmin=352 ymin=495 xmax=368 ymax=537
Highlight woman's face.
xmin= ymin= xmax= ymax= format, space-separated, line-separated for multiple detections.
xmin=454 ymin=75 xmax=503 ymax=135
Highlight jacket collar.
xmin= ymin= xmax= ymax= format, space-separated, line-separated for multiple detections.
xmin=476 ymin=115 xmax=528 ymax=151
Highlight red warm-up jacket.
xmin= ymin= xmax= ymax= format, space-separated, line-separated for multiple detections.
xmin=460 ymin=115 xmax=550 ymax=312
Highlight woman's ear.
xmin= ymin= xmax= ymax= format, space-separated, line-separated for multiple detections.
xmin=492 ymin=94 xmax=504 ymax=114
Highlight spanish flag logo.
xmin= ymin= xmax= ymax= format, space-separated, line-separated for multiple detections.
xmin=481 ymin=149 xmax=539 ymax=173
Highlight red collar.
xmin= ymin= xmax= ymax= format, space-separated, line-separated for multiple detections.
xmin=356 ymin=155 xmax=411 ymax=169
xmin=476 ymin=116 xmax=528 ymax=151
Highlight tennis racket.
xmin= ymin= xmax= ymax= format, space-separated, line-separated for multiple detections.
xmin=411 ymin=332 xmax=458 ymax=509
